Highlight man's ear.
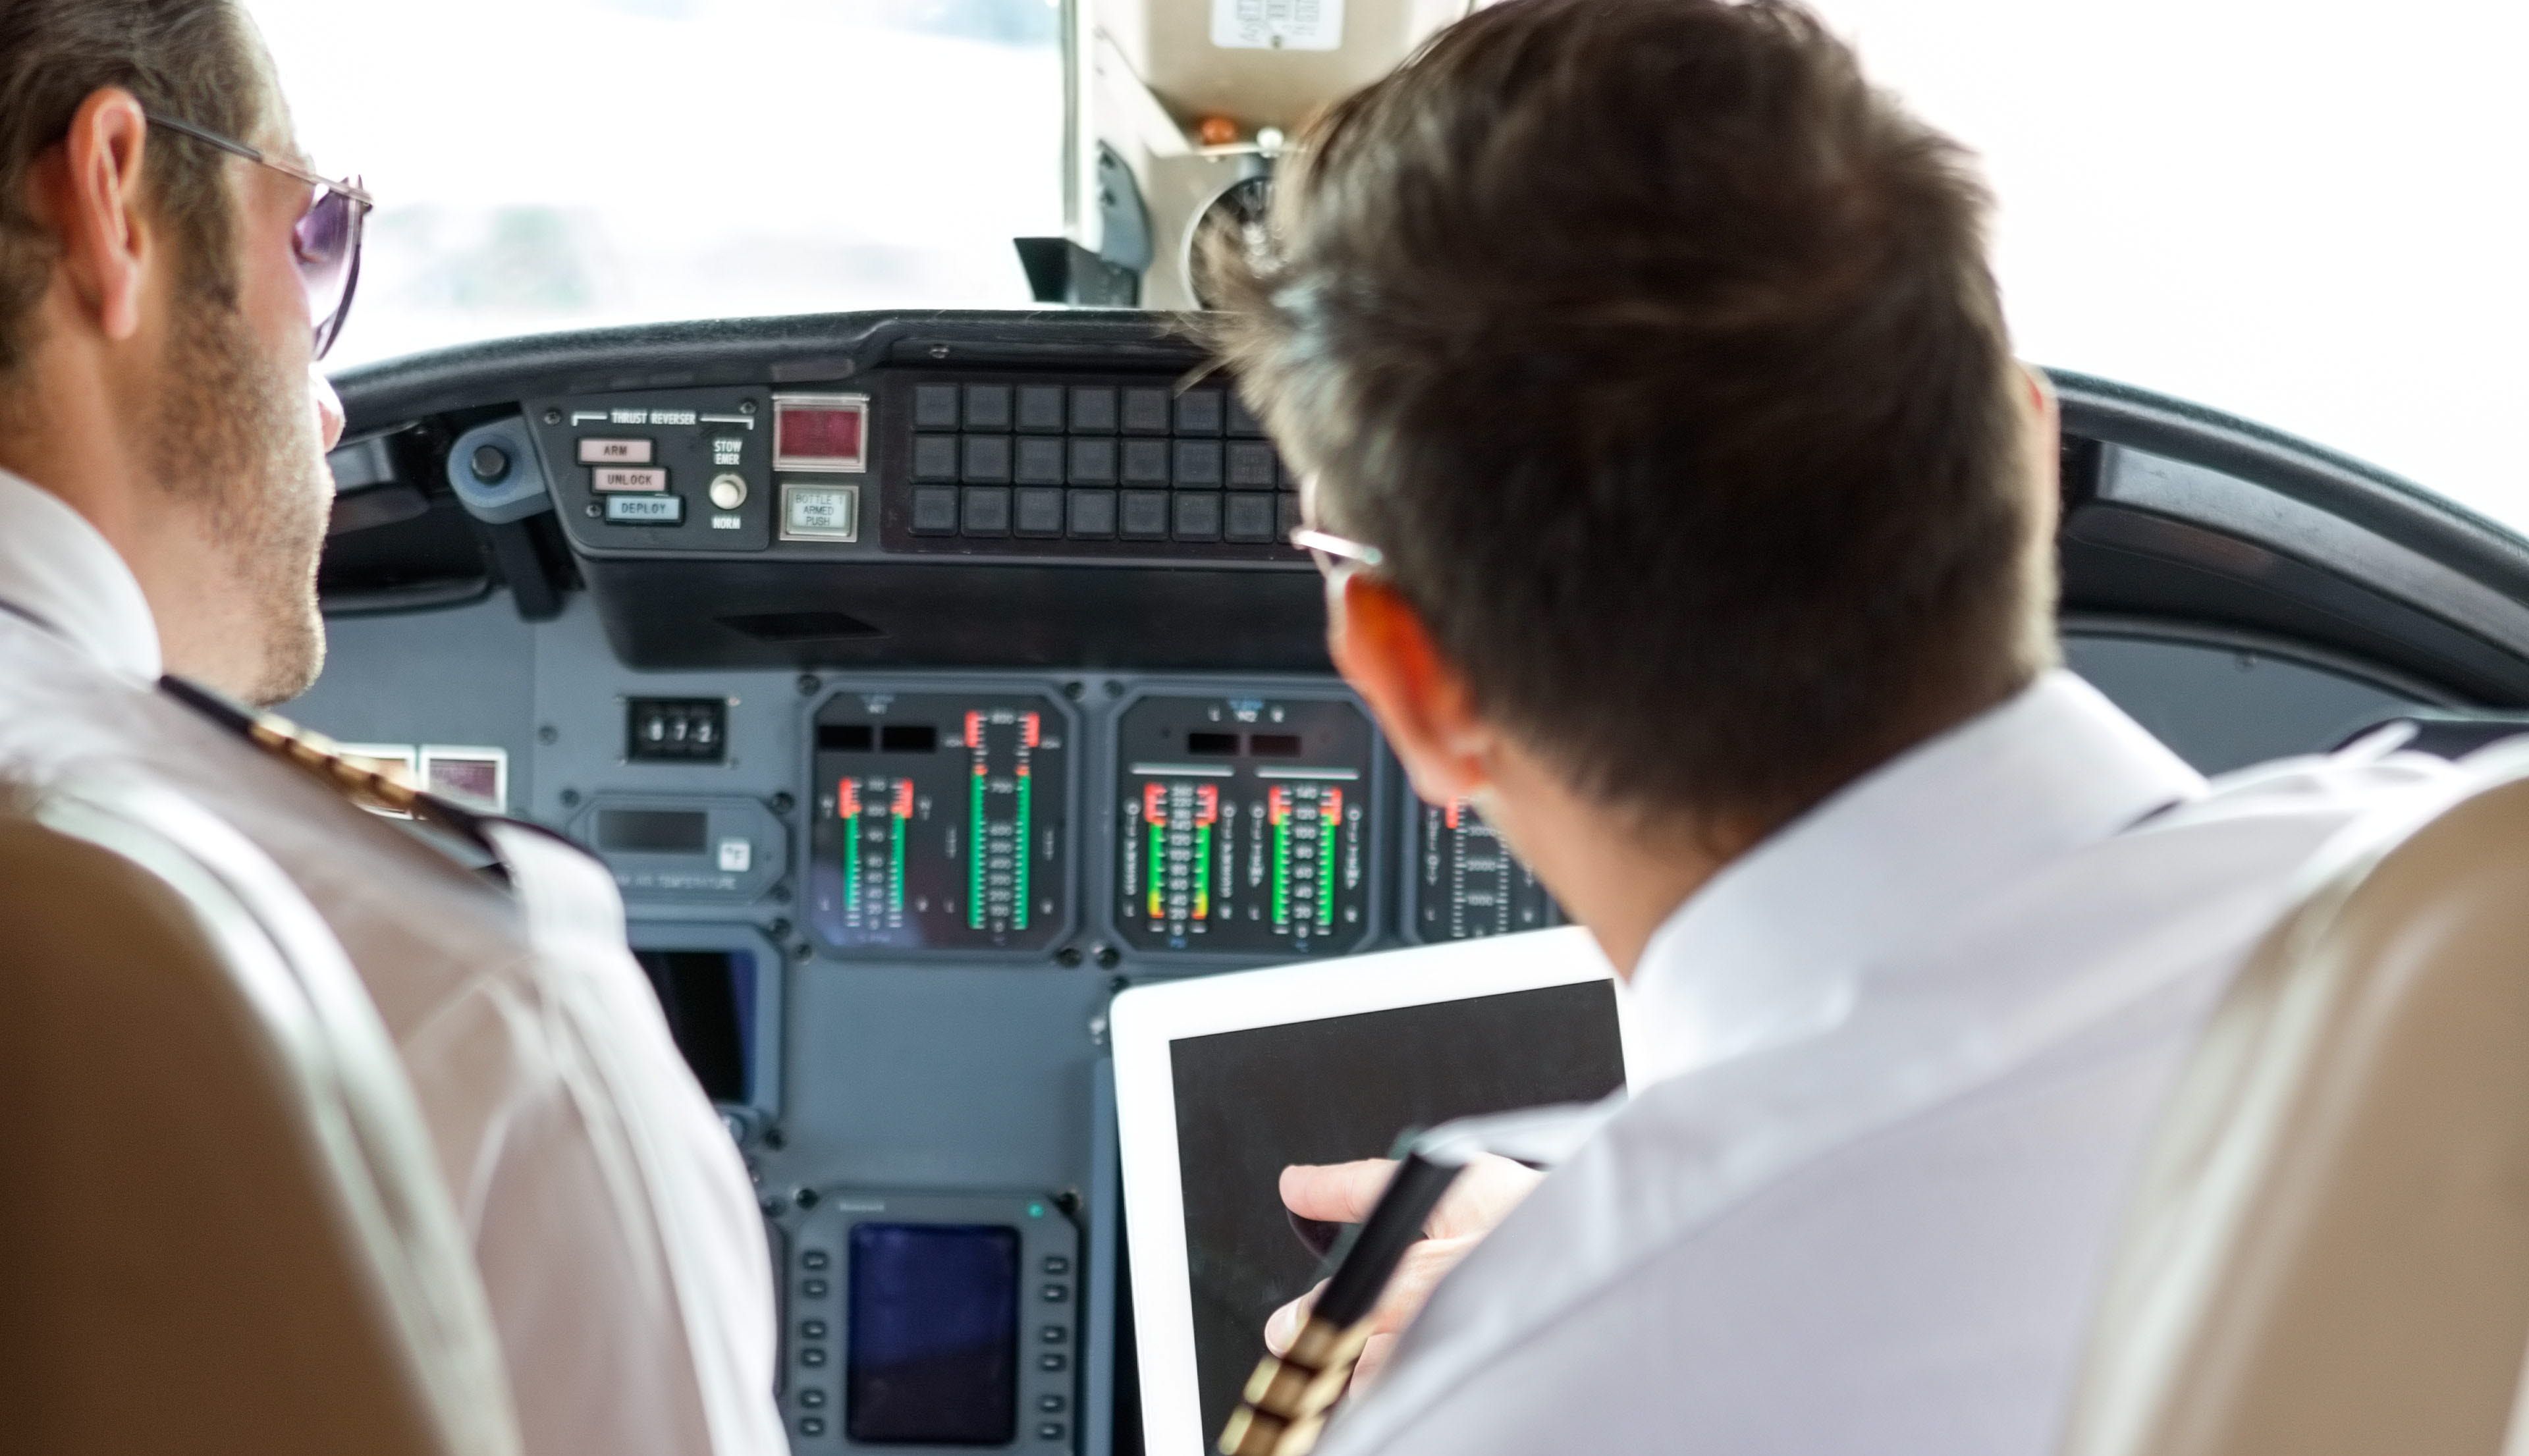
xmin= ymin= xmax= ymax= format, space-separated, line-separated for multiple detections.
xmin=2017 ymin=362 xmax=2063 ymax=527
xmin=1327 ymin=573 xmax=1493 ymax=807
xmin=32 ymin=88 xmax=157 ymax=344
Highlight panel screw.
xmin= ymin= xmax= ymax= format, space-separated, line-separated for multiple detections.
xmin=793 ymin=942 xmax=813 ymax=961
xmin=1095 ymin=945 xmax=1121 ymax=969
xmin=537 ymin=724 xmax=558 ymax=745
xmin=558 ymin=788 xmax=580 ymax=808
xmin=796 ymin=673 xmax=821 ymax=697
xmin=1063 ymin=681 xmax=1084 ymax=700
xmin=771 ymin=791 xmax=796 ymax=815
xmin=794 ymin=1187 xmax=819 ymax=1209
xmin=1104 ymin=680 xmax=1124 ymax=697
xmin=770 ymin=884 xmax=792 ymax=903
xmin=543 ymin=408 xmax=562 ymax=425
xmin=1055 ymin=946 xmax=1083 ymax=967
xmin=739 ymin=399 xmax=757 ymax=415
xmin=769 ymin=918 xmax=792 ymax=940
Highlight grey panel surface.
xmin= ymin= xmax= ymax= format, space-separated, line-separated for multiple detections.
xmin=281 ymin=603 xmax=2439 ymax=1202
xmin=2063 ymin=631 xmax=2424 ymax=774
xmin=281 ymin=603 xmax=2438 ymax=1169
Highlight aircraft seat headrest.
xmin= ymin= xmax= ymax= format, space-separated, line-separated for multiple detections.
xmin=0 ymin=774 xmax=520 ymax=1456
xmin=2060 ymin=746 xmax=2529 ymax=1456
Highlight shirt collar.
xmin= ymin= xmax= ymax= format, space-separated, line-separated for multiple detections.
xmin=0 ymin=467 xmax=163 ymax=681
xmin=1624 ymin=668 xmax=2207 ymax=1086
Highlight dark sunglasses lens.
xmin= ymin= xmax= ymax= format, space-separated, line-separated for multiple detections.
xmin=294 ymin=185 xmax=364 ymax=358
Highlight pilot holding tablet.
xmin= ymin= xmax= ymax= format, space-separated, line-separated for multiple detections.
xmin=1210 ymin=0 xmax=2453 ymax=1451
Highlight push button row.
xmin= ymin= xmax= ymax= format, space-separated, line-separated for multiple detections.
xmin=912 ymin=487 xmax=1295 ymax=543
xmin=792 ymin=1249 xmax=834 ymax=1440
xmin=914 ymin=434 xmax=1288 ymax=489
xmin=912 ymin=381 xmax=1266 ymax=437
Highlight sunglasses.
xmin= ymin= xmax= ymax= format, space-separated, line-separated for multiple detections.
xmin=145 ymin=113 xmax=371 ymax=360
xmin=1290 ymin=525 xmax=1387 ymax=577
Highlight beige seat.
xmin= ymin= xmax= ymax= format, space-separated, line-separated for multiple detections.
xmin=0 ymin=774 xmax=520 ymax=1456
xmin=2059 ymin=749 xmax=2529 ymax=1456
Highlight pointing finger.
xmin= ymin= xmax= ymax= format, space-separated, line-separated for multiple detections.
xmin=1279 ymin=1158 xmax=1399 ymax=1224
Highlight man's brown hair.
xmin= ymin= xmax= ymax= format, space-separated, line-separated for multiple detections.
xmin=1212 ymin=0 xmax=2055 ymax=826
xmin=0 ymin=0 xmax=265 ymax=378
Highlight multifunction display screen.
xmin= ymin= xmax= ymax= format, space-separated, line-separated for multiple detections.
xmin=809 ymin=691 xmax=1071 ymax=954
xmin=1115 ymin=695 xmax=1376 ymax=956
xmin=1408 ymin=795 xmax=1565 ymax=941
xmin=845 ymin=1223 xmax=1020 ymax=1445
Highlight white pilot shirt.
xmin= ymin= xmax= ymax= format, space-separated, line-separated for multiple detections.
xmin=1318 ymin=670 xmax=2453 ymax=1456
xmin=0 ymin=468 xmax=785 ymax=1456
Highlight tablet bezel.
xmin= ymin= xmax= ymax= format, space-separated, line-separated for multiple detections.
xmin=1110 ymin=926 xmax=1639 ymax=1456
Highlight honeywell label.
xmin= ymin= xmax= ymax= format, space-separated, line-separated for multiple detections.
xmin=1212 ymin=0 xmax=1342 ymax=51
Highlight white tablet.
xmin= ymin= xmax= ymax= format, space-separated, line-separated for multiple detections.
xmin=1112 ymin=927 xmax=1637 ymax=1456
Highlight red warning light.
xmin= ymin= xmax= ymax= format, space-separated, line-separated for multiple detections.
xmin=773 ymin=394 xmax=869 ymax=472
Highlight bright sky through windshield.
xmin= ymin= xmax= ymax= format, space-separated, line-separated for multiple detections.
xmin=252 ymin=1 xmax=2526 ymax=526
xmin=249 ymin=0 xmax=1062 ymax=361
xmin=1810 ymin=0 xmax=2529 ymax=527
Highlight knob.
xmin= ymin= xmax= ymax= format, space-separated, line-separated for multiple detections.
xmin=469 ymin=444 xmax=509 ymax=482
xmin=709 ymin=473 xmax=748 ymax=510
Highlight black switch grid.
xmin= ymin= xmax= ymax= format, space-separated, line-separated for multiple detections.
xmin=895 ymin=375 xmax=1301 ymax=555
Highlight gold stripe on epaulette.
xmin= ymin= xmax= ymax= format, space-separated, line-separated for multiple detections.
xmin=243 ymin=710 xmax=424 ymax=817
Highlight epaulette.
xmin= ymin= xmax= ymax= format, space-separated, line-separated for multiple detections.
xmin=159 ymin=674 xmax=510 ymax=875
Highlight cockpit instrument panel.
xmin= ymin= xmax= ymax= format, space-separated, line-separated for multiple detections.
xmin=298 ymin=306 xmax=2498 ymax=1456
xmin=1406 ymin=795 xmax=1566 ymax=942
xmin=809 ymin=689 xmax=1075 ymax=955
xmin=1114 ymin=693 xmax=1378 ymax=956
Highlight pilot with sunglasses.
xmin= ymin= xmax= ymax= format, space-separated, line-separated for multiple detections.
xmin=0 ymin=6 xmax=783 ymax=1456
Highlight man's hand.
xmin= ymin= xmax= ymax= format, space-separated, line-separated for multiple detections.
xmin=1262 ymin=1152 xmax=1544 ymax=1392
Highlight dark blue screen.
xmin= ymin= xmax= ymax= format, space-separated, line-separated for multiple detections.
xmin=846 ymin=1223 xmax=1020 ymax=1445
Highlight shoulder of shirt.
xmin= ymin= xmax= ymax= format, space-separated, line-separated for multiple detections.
xmin=2152 ymin=743 xmax=2459 ymax=829
xmin=1328 ymin=740 xmax=2463 ymax=1453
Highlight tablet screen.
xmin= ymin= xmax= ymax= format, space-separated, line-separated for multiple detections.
xmin=1167 ymin=981 xmax=1626 ymax=1438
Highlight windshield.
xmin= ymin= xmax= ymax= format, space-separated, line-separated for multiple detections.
xmin=254 ymin=1 xmax=2524 ymax=527
xmin=250 ymin=0 xmax=1061 ymax=362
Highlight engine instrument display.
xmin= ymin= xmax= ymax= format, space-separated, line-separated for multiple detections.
xmin=1407 ymin=795 xmax=1565 ymax=941
xmin=1114 ymin=694 xmax=1376 ymax=956
xmin=808 ymin=691 xmax=1072 ymax=954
